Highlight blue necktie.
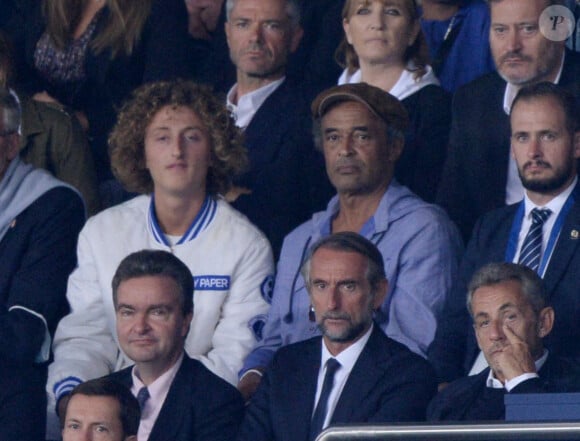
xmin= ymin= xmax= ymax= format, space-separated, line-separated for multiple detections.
xmin=137 ymin=386 xmax=150 ymax=412
xmin=518 ymin=208 xmax=552 ymax=272
xmin=310 ymin=358 xmax=341 ymax=441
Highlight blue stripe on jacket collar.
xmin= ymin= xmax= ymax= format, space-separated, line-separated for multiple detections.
xmin=148 ymin=195 xmax=217 ymax=246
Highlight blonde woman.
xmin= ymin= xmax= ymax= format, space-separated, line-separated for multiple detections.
xmin=336 ymin=0 xmax=451 ymax=202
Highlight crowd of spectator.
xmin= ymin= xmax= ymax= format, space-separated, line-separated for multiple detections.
xmin=1 ymin=0 xmax=580 ymax=440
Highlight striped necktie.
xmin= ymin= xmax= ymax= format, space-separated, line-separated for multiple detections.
xmin=518 ymin=208 xmax=552 ymax=272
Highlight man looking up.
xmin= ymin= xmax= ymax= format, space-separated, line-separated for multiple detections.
xmin=62 ymin=378 xmax=140 ymax=441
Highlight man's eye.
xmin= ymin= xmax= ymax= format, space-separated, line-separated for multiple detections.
xmin=66 ymin=423 xmax=80 ymax=430
xmin=95 ymin=425 xmax=109 ymax=433
xmin=384 ymin=7 xmax=401 ymax=16
xmin=356 ymin=7 xmax=370 ymax=15
xmin=342 ymin=283 xmax=356 ymax=292
xmin=541 ymin=133 xmax=556 ymax=141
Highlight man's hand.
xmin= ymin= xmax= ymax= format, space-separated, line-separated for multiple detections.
xmin=237 ymin=369 xmax=264 ymax=403
xmin=490 ymin=324 xmax=536 ymax=382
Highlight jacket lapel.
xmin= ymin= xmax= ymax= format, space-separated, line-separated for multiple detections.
xmin=543 ymin=186 xmax=580 ymax=296
xmin=147 ymin=358 xmax=189 ymax=441
xmin=329 ymin=327 xmax=386 ymax=423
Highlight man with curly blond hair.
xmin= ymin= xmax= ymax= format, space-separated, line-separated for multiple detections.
xmin=46 ymin=80 xmax=274 ymax=437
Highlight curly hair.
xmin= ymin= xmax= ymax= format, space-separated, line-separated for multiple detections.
xmin=109 ymin=80 xmax=247 ymax=195
xmin=335 ymin=0 xmax=430 ymax=79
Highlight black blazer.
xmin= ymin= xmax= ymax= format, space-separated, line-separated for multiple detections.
xmin=429 ymin=183 xmax=580 ymax=383
xmin=238 ymin=326 xmax=437 ymax=441
xmin=436 ymin=50 xmax=580 ymax=241
xmin=0 ymin=186 xmax=84 ymax=441
xmin=107 ymin=355 xmax=244 ymax=441
xmin=231 ymin=79 xmax=326 ymax=259
xmin=427 ymin=355 xmax=580 ymax=421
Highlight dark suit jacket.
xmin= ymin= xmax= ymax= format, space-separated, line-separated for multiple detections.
xmin=428 ymin=183 xmax=580 ymax=383
xmin=427 ymin=355 xmax=580 ymax=421
xmin=232 ymin=79 xmax=329 ymax=259
xmin=436 ymin=50 xmax=580 ymax=241
xmin=238 ymin=326 xmax=437 ymax=441
xmin=194 ymin=0 xmax=345 ymax=95
xmin=0 ymin=186 xmax=85 ymax=441
xmin=107 ymin=355 xmax=244 ymax=441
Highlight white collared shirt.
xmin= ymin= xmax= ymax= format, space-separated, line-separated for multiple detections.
xmin=503 ymin=52 xmax=566 ymax=205
xmin=513 ymin=177 xmax=577 ymax=276
xmin=131 ymin=353 xmax=184 ymax=441
xmin=313 ymin=325 xmax=374 ymax=430
xmin=486 ymin=349 xmax=548 ymax=392
xmin=226 ymin=77 xmax=285 ymax=130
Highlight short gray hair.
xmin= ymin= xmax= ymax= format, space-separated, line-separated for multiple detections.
xmin=301 ymin=232 xmax=386 ymax=294
xmin=0 ymin=88 xmax=21 ymax=134
xmin=225 ymin=0 xmax=301 ymax=28
xmin=466 ymin=262 xmax=548 ymax=317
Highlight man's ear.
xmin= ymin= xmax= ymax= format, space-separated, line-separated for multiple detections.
xmin=372 ymin=279 xmax=388 ymax=310
xmin=537 ymin=306 xmax=555 ymax=338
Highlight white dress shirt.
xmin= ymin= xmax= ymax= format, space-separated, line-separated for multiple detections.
xmin=226 ymin=77 xmax=285 ymax=130
xmin=131 ymin=353 xmax=184 ymax=441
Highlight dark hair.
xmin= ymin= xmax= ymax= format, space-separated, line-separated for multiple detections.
xmin=109 ymin=80 xmax=247 ymax=195
xmin=301 ymin=232 xmax=386 ymax=293
xmin=112 ymin=249 xmax=194 ymax=316
xmin=511 ymin=81 xmax=579 ymax=135
xmin=488 ymin=0 xmax=564 ymax=7
xmin=467 ymin=262 xmax=548 ymax=317
xmin=66 ymin=378 xmax=140 ymax=437
xmin=335 ymin=0 xmax=429 ymax=79
xmin=226 ymin=0 xmax=301 ymax=28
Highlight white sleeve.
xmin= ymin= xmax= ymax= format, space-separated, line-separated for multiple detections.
xmin=194 ymin=235 xmax=274 ymax=385
xmin=47 ymin=224 xmax=119 ymax=403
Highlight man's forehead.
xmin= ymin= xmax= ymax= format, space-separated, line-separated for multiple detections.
xmin=490 ymin=0 xmax=547 ymax=22
xmin=321 ymin=101 xmax=383 ymax=126
xmin=472 ymin=280 xmax=527 ymax=309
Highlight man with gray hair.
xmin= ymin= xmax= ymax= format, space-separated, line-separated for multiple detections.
xmin=0 ymin=88 xmax=85 ymax=440
xmin=239 ymin=232 xmax=436 ymax=441
xmin=428 ymin=262 xmax=580 ymax=421
xmin=223 ymin=0 xmax=327 ymax=258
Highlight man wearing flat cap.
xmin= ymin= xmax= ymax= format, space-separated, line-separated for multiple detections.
xmin=238 ymin=82 xmax=463 ymax=401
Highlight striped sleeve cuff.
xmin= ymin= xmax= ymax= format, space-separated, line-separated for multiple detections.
xmin=54 ymin=376 xmax=84 ymax=401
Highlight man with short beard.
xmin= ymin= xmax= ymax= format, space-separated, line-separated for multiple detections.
xmin=429 ymin=82 xmax=580 ymax=388
xmin=436 ymin=0 xmax=580 ymax=243
xmin=238 ymin=232 xmax=436 ymax=441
